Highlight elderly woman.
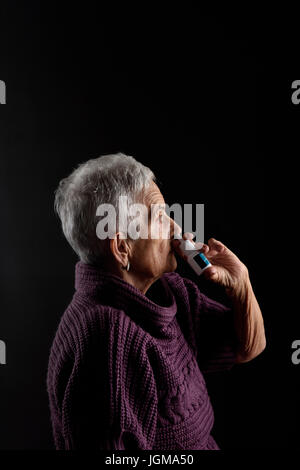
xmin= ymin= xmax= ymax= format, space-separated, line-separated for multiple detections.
xmin=47 ymin=153 xmax=266 ymax=450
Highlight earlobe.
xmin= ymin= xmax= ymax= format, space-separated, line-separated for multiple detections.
xmin=110 ymin=233 xmax=131 ymax=267
xmin=121 ymin=260 xmax=130 ymax=271
xmin=109 ymin=235 xmax=123 ymax=266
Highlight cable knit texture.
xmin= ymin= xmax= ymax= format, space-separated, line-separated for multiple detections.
xmin=47 ymin=262 xmax=237 ymax=450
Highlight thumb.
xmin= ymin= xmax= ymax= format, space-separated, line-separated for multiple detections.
xmin=203 ymin=265 xmax=219 ymax=282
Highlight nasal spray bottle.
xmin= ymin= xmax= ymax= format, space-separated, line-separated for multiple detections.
xmin=178 ymin=239 xmax=212 ymax=276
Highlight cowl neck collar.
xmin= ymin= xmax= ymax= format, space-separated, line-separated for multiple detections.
xmin=74 ymin=261 xmax=178 ymax=332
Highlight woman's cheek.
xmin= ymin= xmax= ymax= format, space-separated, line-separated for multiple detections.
xmin=158 ymin=240 xmax=167 ymax=255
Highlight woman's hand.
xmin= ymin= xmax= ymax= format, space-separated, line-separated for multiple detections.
xmin=172 ymin=233 xmax=266 ymax=362
xmin=172 ymin=233 xmax=249 ymax=296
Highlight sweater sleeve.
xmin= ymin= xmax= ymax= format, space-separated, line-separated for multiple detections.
xmin=48 ymin=304 xmax=158 ymax=450
xmin=182 ymin=277 xmax=237 ymax=373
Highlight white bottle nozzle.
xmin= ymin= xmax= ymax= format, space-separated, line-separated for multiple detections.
xmin=179 ymin=239 xmax=197 ymax=253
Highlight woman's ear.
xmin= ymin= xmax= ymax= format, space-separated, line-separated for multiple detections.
xmin=109 ymin=232 xmax=131 ymax=267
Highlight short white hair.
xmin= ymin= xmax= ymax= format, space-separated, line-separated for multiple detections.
xmin=54 ymin=153 xmax=156 ymax=265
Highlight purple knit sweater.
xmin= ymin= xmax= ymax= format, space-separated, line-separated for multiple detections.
xmin=47 ymin=262 xmax=237 ymax=450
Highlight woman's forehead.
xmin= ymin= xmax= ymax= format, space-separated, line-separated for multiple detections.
xmin=144 ymin=181 xmax=165 ymax=206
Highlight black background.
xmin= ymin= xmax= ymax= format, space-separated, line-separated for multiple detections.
xmin=0 ymin=6 xmax=297 ymax=450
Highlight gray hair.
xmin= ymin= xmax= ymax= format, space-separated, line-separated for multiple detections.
xmin=54 ymin=152 xmax=156 ymax=265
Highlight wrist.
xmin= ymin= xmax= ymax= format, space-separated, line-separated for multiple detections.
xmin=225 ymin=266 xmax=251 ymax=300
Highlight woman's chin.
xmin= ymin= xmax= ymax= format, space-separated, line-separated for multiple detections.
xmin=165 ymin=253 xmax=177 ymax=272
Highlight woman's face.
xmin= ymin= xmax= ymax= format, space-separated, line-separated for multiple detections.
xmin=129 ymin=181 xmax=181 ymax=280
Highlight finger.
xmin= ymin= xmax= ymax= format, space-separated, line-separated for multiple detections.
xmin=201 ymin=243 xmax=209 ymax=254
xmin=193 ymin=241 xmax=204 ymax=250
xmin=207 ymin=238 xmax=226 ymax=253
xmin=193 ymin=242 xmax=209 ymax=253
xmin=182 ymin=232 xmax=194 ymax=241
